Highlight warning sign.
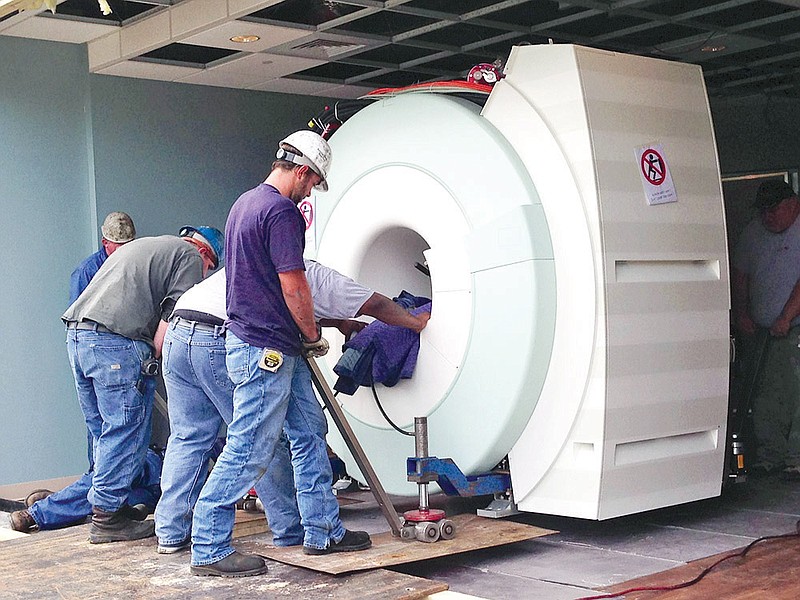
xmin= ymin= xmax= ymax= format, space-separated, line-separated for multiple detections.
xmin=299 ymin=198 xmax=316 ymax=253
xmin=299 ymin=200 xmax=314 ymax=231
xmin=635 ymin=143 xmax=677 ymax=206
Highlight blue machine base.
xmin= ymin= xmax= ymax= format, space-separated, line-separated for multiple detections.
xmin=407 ymin=456 xmax=510 ymax=497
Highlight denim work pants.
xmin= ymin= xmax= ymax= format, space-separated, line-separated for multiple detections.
xmin=65 ymin=329 xmax=156 ymax=511
xmin=749 ymin=325 xmax=800 ymax=468
xmin=155 ymin=320 xmax=303 ymax=548
xmin=28 ymin=449 xmax=162 ymax=529
xmin=191 ymin=331 xmax=345 ymax=566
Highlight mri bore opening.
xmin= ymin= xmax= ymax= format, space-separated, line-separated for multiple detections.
xmin=356 ymin=226 xmax=432 ymax=303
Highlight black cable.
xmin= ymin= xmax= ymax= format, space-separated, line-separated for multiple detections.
xmin=371 ymin=382 xmax=414 ymax=436
xmin=576 ymin=522 xmax=800 ymax=600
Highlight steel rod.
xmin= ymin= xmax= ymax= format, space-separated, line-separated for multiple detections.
xmin=306 ymin=357 xmax=405 ymax=536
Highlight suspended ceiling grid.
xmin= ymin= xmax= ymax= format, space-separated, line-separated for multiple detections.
xmin=2 ymin=0 xmax=800 ymax=99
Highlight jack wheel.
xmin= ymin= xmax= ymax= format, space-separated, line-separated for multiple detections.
xmin=415 ymin=521 xmax=440 ymax=543
xmin=438 ymin=519 xmax=456 ymax=540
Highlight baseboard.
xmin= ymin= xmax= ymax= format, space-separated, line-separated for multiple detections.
xmin=0 ymin=475 xmax=80 ymax=502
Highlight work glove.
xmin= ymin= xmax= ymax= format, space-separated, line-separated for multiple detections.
xmin=302 ymin=327 xmax=330 ymax=358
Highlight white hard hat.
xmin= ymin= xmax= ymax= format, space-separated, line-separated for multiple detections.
xmin=278 ymin=130 xmax=332 ymax=192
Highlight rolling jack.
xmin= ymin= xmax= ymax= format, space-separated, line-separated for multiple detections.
xmin=306 ymin=357 xmax=455 ymax=543
xmin=403 ymin=417 xmax=456 ymax=543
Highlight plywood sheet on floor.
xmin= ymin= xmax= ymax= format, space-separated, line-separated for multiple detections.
xmin=0 ymin=523 xmax=447 ymax=600
xmin=233 ymin=508 xmax=268 ymax=538
xmin=259 ymin=513 xmax=557 ymax=574
xmin=602 ymin=534 xmax=800 ymax=599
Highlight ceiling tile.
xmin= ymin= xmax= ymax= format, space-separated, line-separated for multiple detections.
xmin=1 ymin=14 xmax=115 ymax=43
xmin=180 ymin=19 xmax=308 ymax=53
xmin=139 ymin=42 xmax=241 ymax=67
xmin=176 ymin=51 xmax=324 ymax=88
xmin=250 ymin=75 xmax=336 ymax=95
xmin=120 ymin=8 xmax=170 ymax=57
xmin=246 ymin=0 xmax=364 ymax=27
xmin=96 ymin=59 xmax=202 ymax=81
xmin=170 ymin=0 xmax=228 ymax=39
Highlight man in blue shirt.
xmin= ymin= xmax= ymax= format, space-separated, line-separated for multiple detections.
xmin=69 ymin=211 xmax=136 ymax=304
xmin=191 ymin=131 xmax=370 ymax=578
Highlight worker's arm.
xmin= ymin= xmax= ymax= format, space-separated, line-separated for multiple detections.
xmin=319 ymin=318 xmax=367 ymax=339
xmin=357 ymin=293 xmax=430 ymax=333
xmin=732 ymin=267 xmax=756 ymax=336
xmin=153 ymin=319 xmax=169 ymax=358
xmin=772 ymin=278 xmax=800 ymax=337
xmin=279 ymin=269 xmax=320 ymax=341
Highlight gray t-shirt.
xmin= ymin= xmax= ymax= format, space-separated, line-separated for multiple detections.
xmin=733 ymin=215 xmax=800 ymax=328
xmin=63 ymin=236 xmax=205 ymax=346
xmin=172 ymin=260 xmax=373 ymax=322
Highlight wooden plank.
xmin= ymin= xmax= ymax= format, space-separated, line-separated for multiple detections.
xmin=0 ymin=523 xmax=448 ymax=600
xmin=258 ymin=513 xmax=557 ymax=574
xmin=233 ymin=509 xmax=268 ymax=538
xmin=602 ymin=536 xmax=800 ymax=600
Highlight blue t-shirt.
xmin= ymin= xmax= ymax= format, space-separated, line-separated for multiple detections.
xmin=225 ymin=183 xmax=306 ymax=354
xmin=68 ymin=247 xmax=108 ymax=305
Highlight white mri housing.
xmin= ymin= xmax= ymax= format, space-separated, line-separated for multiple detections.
xmin=310 ymin=44 xmax=730 ymax=520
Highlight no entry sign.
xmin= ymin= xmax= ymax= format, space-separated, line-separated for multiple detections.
xmin=635 ymin=143 xmax=677 ymax=205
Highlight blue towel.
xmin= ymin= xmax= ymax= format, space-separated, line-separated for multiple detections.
xmin=333 ymin=292 xmax=430 ymax=395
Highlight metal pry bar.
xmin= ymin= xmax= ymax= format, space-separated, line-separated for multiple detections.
xmin=305 ymin=356 xmax=406 ymax=537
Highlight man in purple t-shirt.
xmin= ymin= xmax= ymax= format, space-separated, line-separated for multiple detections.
xmin=190 ymin=131 xmax=371 ymax=578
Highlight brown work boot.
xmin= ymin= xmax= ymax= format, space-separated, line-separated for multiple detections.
xmin=24 ymin=489 xmax=54 ymax=507
xmin=9 ymin=509 xmax=37 ymax=533
xmin=88 ymin=506 xmax=155 ymax=544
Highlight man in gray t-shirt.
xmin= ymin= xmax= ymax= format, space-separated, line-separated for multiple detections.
xmin=732 ymin=180 xmax=800 ymax=477
xmin=56 ymin=231 xmax=221 ymax=544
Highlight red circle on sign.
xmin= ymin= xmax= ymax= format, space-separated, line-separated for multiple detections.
xmin=299 ymin=200 xmax=314 ymax=231
xmin=640 ymin=148 xmax=666 ymax=186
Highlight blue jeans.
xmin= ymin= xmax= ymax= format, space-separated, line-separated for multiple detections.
xmin=191 ymin=332 xmax=345 ymax=566
xmin=65 ymin=329 xmax=156 ymax=511
xmin=155 ymin=320 xmax=303 ymax=548
xmin=28 ymin=449 xmax=162 ymax=529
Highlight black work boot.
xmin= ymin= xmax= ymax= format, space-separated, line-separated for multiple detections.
xmin=9 ymin=509 xmax=37 ymax=533
xmin=88 ymin=506 xmax=155 ymax=544
xmin=119 ymin=503 xmax=150 ymax=521
xmin=190 ymin=551 xmax=268 ymax=577
xmin=303 ymin=529 xmax=372 ymax=555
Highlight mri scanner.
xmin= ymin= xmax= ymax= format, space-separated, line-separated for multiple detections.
xmin=308 ymin=44 xmax=730 ymax=520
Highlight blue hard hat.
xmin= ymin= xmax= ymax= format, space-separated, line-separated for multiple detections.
xmin=179 ymin=225 xmax=224 ymax=268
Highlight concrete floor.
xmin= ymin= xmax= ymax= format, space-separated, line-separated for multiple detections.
xmin=339 ymin=474 xmax=800 ymax=599
xmin=2 ymin=473 xmax=798 ymax=599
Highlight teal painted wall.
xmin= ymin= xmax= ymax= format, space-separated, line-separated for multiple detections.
xmin=89 ymin=75 xmax=322 ymax=237
xmin=0 ymin=35 xmax=325 ymax=486
xmin=0 ymin=37 xmax=94 ymax=484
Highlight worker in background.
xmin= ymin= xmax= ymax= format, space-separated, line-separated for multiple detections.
xmin=69 ymin=211 xmax=136 ymax=303
xmin=154 ymin=263 xmax=429 ymax=553
xmin=10 ymin=227 xmax=223 ymax=543
xmin=732 ymin=180 xmax=800 ymax=479
xmin=9 ymin=213 xmax=161 ymax=535
xmin=190 ymin=131 xmax=369 ymax=578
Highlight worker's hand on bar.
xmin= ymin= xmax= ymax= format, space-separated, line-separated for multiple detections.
xmin=302 ymin=326 xmax=330 ymax=358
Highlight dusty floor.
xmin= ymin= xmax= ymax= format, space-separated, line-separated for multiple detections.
xmin=2 ymin=474 xmax=798 ymax=599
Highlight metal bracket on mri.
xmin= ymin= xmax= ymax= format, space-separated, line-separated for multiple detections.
xmin=406 ymin=447 xmax=519 ymax=519
xmin=305 ymin=357 xmax=408 ymax=539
